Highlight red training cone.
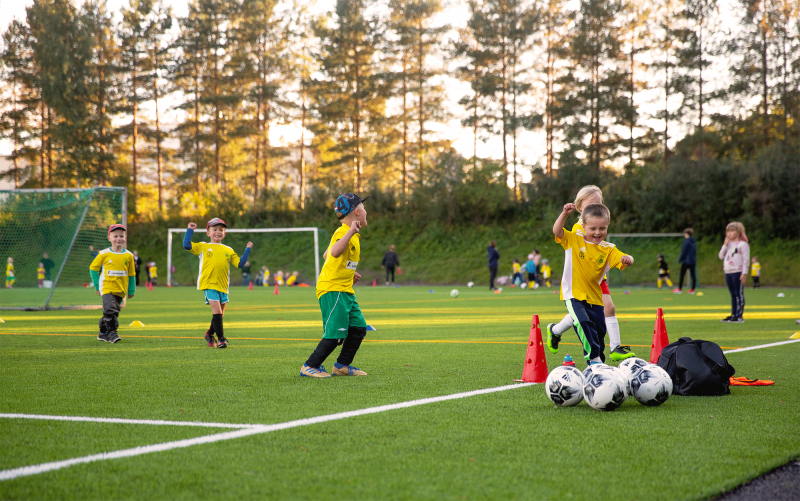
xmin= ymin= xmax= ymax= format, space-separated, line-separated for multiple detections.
xmin=248 ymin=282 xmax=253 ymax=291
xmin=514 ymin=314 xmax=549 ymax=383
xmin=372 ymin=278 xmax=377 ymax=287
xmin=274 ymin=283 xmax=279 ymax=295
xmin=649 ymin=307 xmax=670 ymax=363
xmin=147 ymin=282 xmax=153 ymax=292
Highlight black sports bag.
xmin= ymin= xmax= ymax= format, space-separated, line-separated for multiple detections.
xmin=656 ymin=337 xmax=736 ymax=396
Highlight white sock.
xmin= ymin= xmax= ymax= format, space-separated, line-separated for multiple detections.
xmin=552 ymin=314 xmax=573 ymax=336
xmin=591 ymin=357 xmax=602 ymax=363
xmin=606 ymin=316 xmax=621 ymax=350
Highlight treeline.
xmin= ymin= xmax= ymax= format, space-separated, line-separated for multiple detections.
xmin=1 ymin=0 xmax=799 ymax=239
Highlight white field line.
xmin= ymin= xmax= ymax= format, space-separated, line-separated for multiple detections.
xmin=0 ymin=382 xmax=533 ymax=481
xmin=723 ymin=339 xmax=800 ymax=354
xmin=0 ymin=413 xmax=261 ymax=429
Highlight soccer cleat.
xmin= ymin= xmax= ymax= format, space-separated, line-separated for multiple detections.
xmin=331 ymin=362 xmax=367 ymax=376
xmin=730 ymin=317 xmax=745 ymax=323
xmin=672 ymin=288 xmax=682 ymax=294
xmin=720 ymin=316 xmax=733 ymax=323
xmin=300 ymin=364 xmax=331 ymax=378
xmin=546 ymin=323 xmax=561 ymax=354
xmin=609 ymin=345 xmax=636 ymax=361
xmin=204 ymin=331 xmax=217 ymax=348
xmin=688 ymin=289 xmax=696 ymax=294
xmin=217 ymin=337 xmax=228 ymax=349
xmin=97 ymin=332 xmax=110 ymax=342
xmin=107 ymin=332 xmax=121 ymax=343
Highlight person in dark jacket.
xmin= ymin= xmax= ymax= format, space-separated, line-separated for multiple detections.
xmin=132 ymin=251 xmax=143 ymax=286
xmin=382 ymin=244 xmax=400 ymax=285
xmin=487 ymin=240 xmax=500 ymax=291
xmin=675 ymin=228 xmax=697 ymax=294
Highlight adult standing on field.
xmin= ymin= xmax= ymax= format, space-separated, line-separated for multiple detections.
xmin=674 ymin=228 xmax=697 ymax=294
xmin=133 ymin=251 xmax=143 ymax=286
xmin=382 ymin=244 xmax=400 ymax=286
xmin=487 ymin=240 xmax=500 ymax=291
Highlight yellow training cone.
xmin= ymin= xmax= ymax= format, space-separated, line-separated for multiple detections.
xmin=0 ymin=318 xmax=4 ymax=323
xmin=129 ymin=320 xmax=145 ymax=327
xmin=790 ymin=332 xmax=800 ymax=340
xmin=696 ymin=292 xmax=704 ymax=296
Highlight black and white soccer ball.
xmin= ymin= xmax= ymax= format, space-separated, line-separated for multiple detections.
xmin=582 ymin=364 xmax=627 ymax=411
xmin=618 ymin=357 xmax=650 ymax=396
xmin=545 ymin=366 xmax=585 ymax=407
xmin=630 ymin=364 xmax=673 ymax=406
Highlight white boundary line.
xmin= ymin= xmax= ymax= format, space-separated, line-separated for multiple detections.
xmin=2 ymin=338 xmax=797 ymax=482
xmin=0 ymin=413 xmax=260 ymax=429
xmin=0 ymin=383 xmax=533 ymax=481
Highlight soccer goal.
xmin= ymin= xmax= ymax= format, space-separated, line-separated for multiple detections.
xmin=0 ymin=187 xmax=127 ymax=310
xmin=604 ymin=233 xmax=687 ymax=286
xmin=166 ymin=227 xmax=327 ymax=288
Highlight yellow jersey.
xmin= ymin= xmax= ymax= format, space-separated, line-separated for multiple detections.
xmin=751 ymin=262 xmax=761 ymax=277
xmin=556 ymin=228 xmax=628 ymax=306
xmin=263 ymin=269 xmax=270 ymax=286
xmin=287 ymin=275 xmax=297 ymax=286
xmin=149 ymin=266 xmax=158 ymax=278
xmin=37 ymin=267 xmax=45 ymax=280
xmin=90 ymin=248 xmax=136 ymax=296
xmin=187 ymin=242 xmax=242 ymax=294
xmin=541 ymin=264 xmax=551 ymax=279
xmin=316 ymin=224 xmax=360 ymax=299
xmin=512 ymin=262 xmax=521 ymax=273
xmin=6 ymin=263 xmax=14 ymax=278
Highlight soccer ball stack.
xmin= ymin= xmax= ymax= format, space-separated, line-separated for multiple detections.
xmin=544 ymin=358 xmax=673 ymax=411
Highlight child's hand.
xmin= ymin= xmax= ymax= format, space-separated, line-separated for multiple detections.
xmin=188 ymin=222 xmax=197 ymax=230
xmin=246 ymin=242 xmax=253 ymax=248
xmin=723 ymin=235 xmax=730 ymax=246
xmin=95 ymin=290 xmax=101 ymax=296
xmin=739 ymin=273 xmax=746 ymax=285
xmin=351 ymin=221 xmax=361 ymax=233
xmin=621 ymin=255 xmax=634 ymax=266
xmin=562 ymin=203 xmax=576 ymax=215
xmin=353 ymin=272 xmax=361 ymax=283
xmin=128 ymin=294 xmax=134 ymax=299
xmin=89 ymin=245 xmax=94 ymax=251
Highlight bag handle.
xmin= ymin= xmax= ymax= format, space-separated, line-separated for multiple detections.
xmin=693 ymin=342 xmax=730 ymax=376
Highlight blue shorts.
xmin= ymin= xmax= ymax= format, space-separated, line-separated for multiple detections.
xmin=203 ymin=289 xmax=229 ymax=305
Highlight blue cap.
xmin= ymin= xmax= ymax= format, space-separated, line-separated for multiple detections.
xmin=334 ymin=193 xmax=370 ymax=219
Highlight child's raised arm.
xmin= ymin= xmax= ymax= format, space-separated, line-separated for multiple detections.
xmin=330 ymin=221 xmax=360 ymax=258
xmin=553 ymin=204 xmax=575 ymax=239
xmin=184 ymin=222 xmax=196 ymax=250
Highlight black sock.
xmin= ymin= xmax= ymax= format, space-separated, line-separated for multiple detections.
xmin=208 ymin=318 xmax=216 ymax=336
xmin=337 ymin=327 xmax=367 ymax=366
xmin=212 ymin=314 xmax=224 ymax=340
xmin=305 ymin=338 xmax=338 ymax=368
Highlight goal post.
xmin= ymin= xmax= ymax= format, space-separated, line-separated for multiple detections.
xmin=604 ymin=233 xmax=688 ymax=287
xmin=167 ymin=227 xmax=324 ymax=288
xmin=0 ymin=187 xmax=128 ymax=310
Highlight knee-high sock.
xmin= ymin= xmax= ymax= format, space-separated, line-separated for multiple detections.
xmin=666 ymin=278 xmax=673 ymax=287
xmin=606 ymin=316 xmax=621 ymax=350
xmin=305 ymin=338 xmax=338 ymax=368
xmin=552 ymin=314 xmax=574 ymax=336
xmin=208 ymin=318 xmax=216 ymax=335
xmin=212 ymin=314 xmax=224 ymax=340
xmin=337 ymin=327 xmax=366 ymax=366
xmin=657 ymin=278 xmax=663 ymax=288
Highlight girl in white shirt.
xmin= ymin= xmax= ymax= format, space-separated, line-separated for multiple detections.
xmin=718 ymin=222 xmax=750 ymax=323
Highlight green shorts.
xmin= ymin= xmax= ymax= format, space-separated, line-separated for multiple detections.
xmin=319 ymin=291 xmax=366 ymax=339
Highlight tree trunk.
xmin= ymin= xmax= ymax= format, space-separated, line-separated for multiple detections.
xmin=132 ymin=61 xmax=138 ymax=215
xmin=417 ymin=18 xmax=425 ymax=180
xmin=153 ymin=55 xmax=163 ymax=212
xmin=194 ymin=55 xmax=201 ymax=194
xmin=354 ymin=40 xmax=362 ymax=192
xmin=40 ymin=100 xmax=45 ymax=187
xmin=402 ymin=53 xmax=409 ymax=193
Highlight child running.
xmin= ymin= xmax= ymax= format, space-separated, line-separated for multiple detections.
xmin=301 ymin=193 xmax=370 ymax=378
xmin=719 ymin=222 xmax=749 ymax=323
xmin=183 ymin=218 xmax=253 ymax=348
xmin=657 ymin=254 xmax=673 ymax=289
xmin=89 ymin=225 xmax=136 ymax=343
xmin=546 ymin=185 xmax=636 ymax=361
xmin=550 ymin=203 xmax=634 ymax=364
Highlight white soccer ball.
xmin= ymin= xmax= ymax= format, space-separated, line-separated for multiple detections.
xmin=545 ymin=366 xmax=585 ymax=407
xmin=582 ymin=364 xmax=627 ymax=411
xmin=450 ymin=289 xmax=459 ymax=298
xmin=520 ymin=282 xmax=528 ymax=290
xmin=533 ymin=282 xmax=540 ymax=289
xmin=629 ymin=364 xmax=673 ymax=406
xmin=618 ymin=357 xmax=650 ymax=395
xmin=467 ymin=282 xmax=474 ymax=288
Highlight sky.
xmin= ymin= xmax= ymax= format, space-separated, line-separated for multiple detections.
xmin=0 ymin=0 xmax=743 ymax=188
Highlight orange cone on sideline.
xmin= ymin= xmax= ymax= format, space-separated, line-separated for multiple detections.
xmin=248 ymin=282 xmax=253 ymax=291
xmin=274 ymin=283 xmax=279 ymax=295
xmin=147 ymin=282 xmax=153 ymax=292
xmin=650 ymin=307 xmax=669 ymax=363
xmin=514 ymin=314 xmax=548 ymax=383
xmin=372 ymin=278 xmax=377 ymax=287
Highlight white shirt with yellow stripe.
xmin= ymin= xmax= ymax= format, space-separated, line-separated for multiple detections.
xmin=556 ymin=228 xmax=628 ymax=306
xmin=90 ymin=248 xmax=136 ymax=296
xmin=187 ymin=242 xmax=241 ymax=294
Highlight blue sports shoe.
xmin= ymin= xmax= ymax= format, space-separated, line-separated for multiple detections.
xmin=331 ymin=363 xmax=367 ymax=376
xmin=300 ymin=364 xmax=331 ymax=378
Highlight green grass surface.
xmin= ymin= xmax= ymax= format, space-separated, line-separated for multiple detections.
xmin=0 ymin=285 xmax=798 ymax=500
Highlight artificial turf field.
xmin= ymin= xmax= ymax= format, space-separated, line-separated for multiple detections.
xmin=0 ymin=285 xmax=798 ymax=501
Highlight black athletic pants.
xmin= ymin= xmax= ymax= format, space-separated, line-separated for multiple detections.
xmin=385 ymin=266 xmax=395 ymax=283
xmin=489 ymin=265 xmax=498 ymax=290
xmin=725 ymin=273 xmax=745 ymax=319
xmin=679 ymin=263 xmax=696 ymax=290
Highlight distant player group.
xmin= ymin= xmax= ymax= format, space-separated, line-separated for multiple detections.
xmin=81 ymin=183 xmax=758 ymax=373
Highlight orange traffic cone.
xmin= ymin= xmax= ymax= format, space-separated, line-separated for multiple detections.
xmin=372 ymin=278 xmax=377 ymax=287
xmin=649 ymin=307 xmax=670 ymax=363
xmin=248 ymin=282 xmax=253 ymax=291
xmin=274 ymin=282 xmax=279 ymax=295
xmin=514 ymin=314 xmax=549 ymax=383
xmin=147 ymin=282 xmax=153 ymax=292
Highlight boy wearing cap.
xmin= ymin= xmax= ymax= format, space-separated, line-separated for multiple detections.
xmin=89 ymin=225 xmax=136 ymax=343
xmin=184 ymin=218 xmax=253 ymax=349
xmin=301 ymin=193 xmax=370 ymax=378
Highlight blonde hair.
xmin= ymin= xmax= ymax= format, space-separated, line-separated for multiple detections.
xmin=574 ymin=185 xmax=604 ymax=212
xmin=726 ymin=222 xmax=748 ymax=243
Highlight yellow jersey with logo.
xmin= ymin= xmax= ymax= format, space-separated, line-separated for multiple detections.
xmin=90 ymin=248 xmax=136 ymax=296
xmin=751 ymin=262 xmax=761 ymax=277
xmin=187 ymin=242 xmax=241 ymax=294
xmin=316 ymin=224 xmax=360 ymax=299
xmin=556 ymin=228 xmax=628 ymax=306
xmin=541 ymin=264 xmax=551 ymax=279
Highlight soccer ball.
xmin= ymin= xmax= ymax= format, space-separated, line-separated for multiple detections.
xmin=582 ymin=364 xmax=627 ymax=411
xmin=533 ymin=282 xmax=540 ymax=289
xmin=467 ymin=281 xmax=474 ymax=288
xmin=545 ymin=366 xmax=585 ymax=407
xmin=520 ymin=282 xmax=528 ymax=290
xmin=629 ymin=364 xmax=673 ymax=406
xmin=450 ymin=289 xmax=459 ymax=298
xmin=617 ymin=357 xmax=650 ymax=396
